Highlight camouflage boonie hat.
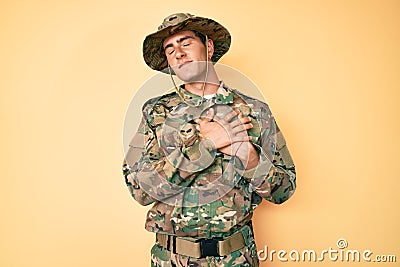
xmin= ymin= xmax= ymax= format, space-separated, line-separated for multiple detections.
xmin=143 ymin=13 xmax=231 ymax=72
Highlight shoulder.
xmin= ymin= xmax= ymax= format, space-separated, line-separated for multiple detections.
xmin=141 ymin=91 xmax=180 ymax=116
xmin=230 ymin=88 xmax=272 ymax=113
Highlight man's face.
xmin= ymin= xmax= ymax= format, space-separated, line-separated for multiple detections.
xmin=163 ymin=30 xmax=213 ymax=82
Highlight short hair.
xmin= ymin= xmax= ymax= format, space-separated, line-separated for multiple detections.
xmin=192 ymin=30 xmax=207 ymax=46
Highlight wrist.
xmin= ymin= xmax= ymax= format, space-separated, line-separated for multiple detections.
xmin=199 ymin=134 xmax=227 ymax=149
xmin=236 ymin=142 xmax=260 ymax=170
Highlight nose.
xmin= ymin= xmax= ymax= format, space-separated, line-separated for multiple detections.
xmin=175 ymin=47 xmax=185 ymax=59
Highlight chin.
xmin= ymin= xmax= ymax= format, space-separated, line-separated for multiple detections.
xmin=175 ymin=65 xmax=207 ymax=83
xmin=177 ymin=73 xmax=203 ymax=83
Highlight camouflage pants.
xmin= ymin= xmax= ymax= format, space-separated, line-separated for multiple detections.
xmin=150 ymin=224 xmax=259 ymax=267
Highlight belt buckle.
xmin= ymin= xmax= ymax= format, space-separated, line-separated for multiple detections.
xmin=197 ymin=237 xmax=223 ymax=258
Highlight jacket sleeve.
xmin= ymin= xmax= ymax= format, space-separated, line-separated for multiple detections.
xmin=240 ymin=105 xmax=296 ymax=204
xmin=122 ymin=103 xmax=202 ymax=206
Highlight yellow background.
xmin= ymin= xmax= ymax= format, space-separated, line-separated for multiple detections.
xmin=1 ymin=0 xmax=399 ymax=266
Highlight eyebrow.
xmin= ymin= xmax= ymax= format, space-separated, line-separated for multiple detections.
xmin=163 ymin=36 xmax=195 ymax=50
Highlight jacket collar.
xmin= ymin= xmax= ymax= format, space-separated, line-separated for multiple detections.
xmin=177 ymin=81 xmax=235 ymax=106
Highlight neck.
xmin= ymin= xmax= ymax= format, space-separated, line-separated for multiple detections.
xmin=184 ymin=67 xmax=220 ymax=96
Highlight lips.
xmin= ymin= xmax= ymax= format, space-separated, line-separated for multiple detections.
xmin=178 ymin=61 xmax=192 ymax=68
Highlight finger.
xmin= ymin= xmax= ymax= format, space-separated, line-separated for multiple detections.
xmin=232 ymin=121 xmax=253 ymax=133
xmin=229 ymin=118 xmax=242 ymax=128
xmin=223 ymin=110 xmax=239 ymax=122
xmin=238 ymin=113 xmax=252 ymax=124
xmin=202 ymin=107 xmax=215 ymax=122
xmin=227 ymin=112 xmax=251 ymax=129
xmin=223 ymin=123 xmax=248 ymax=143
xmin=230 ymin=126 xmax=249 ymax=137
xmin=241 ymin=123 xmax=253 ymax=130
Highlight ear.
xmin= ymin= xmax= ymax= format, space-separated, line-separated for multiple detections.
xmin=207 ymin=39 xmax=214 ymax=59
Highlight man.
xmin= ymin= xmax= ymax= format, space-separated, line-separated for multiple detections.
xmin=122 ymin=13 xmax=296 ymax=266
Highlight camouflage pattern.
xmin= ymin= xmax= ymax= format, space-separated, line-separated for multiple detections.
xmin=123 ymin=81 xmax=296 ymax=238
xmin=122 ymin=81 xmax=296 ymax=266
xmin=150 ymin=224 xmax=259 ymax=267
xmin=143 ymin=13 xmax=231 ymax=72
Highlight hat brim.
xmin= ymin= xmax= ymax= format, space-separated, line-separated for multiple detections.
xmin=143 ymin=16 xmax=231 ymax=73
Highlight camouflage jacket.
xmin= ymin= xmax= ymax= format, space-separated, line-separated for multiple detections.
xmin=122 ymin=81 xmax=296 ymax=238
